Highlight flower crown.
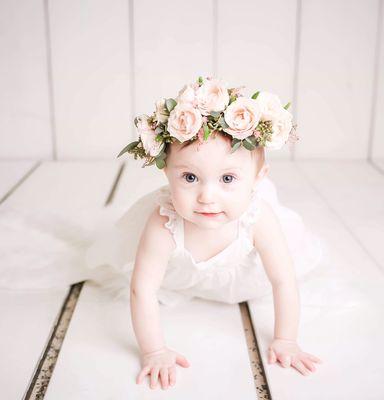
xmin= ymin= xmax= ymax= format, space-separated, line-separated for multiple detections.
xmin=117 ymin=76 xmax=298 ymax=169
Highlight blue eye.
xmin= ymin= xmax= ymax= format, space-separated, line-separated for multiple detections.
xmin=222 ymin=174 xmax=235 ymax=183
xmin=183 ymin=173 xmax=197 ymax=183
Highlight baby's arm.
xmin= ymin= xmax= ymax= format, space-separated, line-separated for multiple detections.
xmin=130 ymin=206 xmax=190 ymax=390
xmin=252 ymin=199 xmax=322 ymax=375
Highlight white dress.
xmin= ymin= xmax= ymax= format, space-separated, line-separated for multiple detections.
xmin=0 ymin=176 xmax=342 ymax=308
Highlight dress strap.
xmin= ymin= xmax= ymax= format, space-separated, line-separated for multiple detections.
xmin=238 ymin=189 xmax=262 ymax=243
xmin=156 ymin=185 xmax=184 ymax=250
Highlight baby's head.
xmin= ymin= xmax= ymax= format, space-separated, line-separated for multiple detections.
xmin=163 ymin=132 xmax=269 ymax=229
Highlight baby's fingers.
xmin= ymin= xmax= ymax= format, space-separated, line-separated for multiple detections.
xmin=175 ymin=353 xmax=190 ymax=368
xmin=278 ymin=355 xmax=291 ymax=368
xmin=268 ymin=348 xmax=277 ymax=364
xmin=169 ymin=366 xmax=177 ymax=386
xmin=301 ymin=358 xmax=316 ymax=372
xmin=150 ymin=366 xmax=160 ymax=389
xmin=292 ymin=359 xmax=311 ymax=376
xmin=159 ymin=367 xmax=169 ymax=390
xmin=303 ymin=352 xmax=323 ymax=363
xmin=136 ymin=366 xmax=151 ymax=384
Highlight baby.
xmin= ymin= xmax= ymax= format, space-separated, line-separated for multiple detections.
xmin=117 ymin=77 xmax=323 ymax=390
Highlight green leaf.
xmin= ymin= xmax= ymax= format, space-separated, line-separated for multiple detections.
xmin=154 ymin=126 xmax=164 ymax=135
xmin=219 ymin=116 xmax=229 ymax=129
xmin=203 ymin=124 xmax=210 ymax=140
xmin=247 ymin=135 xmax=257 ymax=145
xmin=165 ymin=98 xmax=177 ymax=113
xmin=155 ymin=158 xmax=166 ymax=169
xmin=251 ymin=91 xmax=260 ymax=100
xmin=198 ymin=76 xmax=204 ymax=85
xmin=242 ymin=138 xmax=256 ymax=151
xmin=210 ymin=111 xmax=221 ymax=119
xmin=229 ymin=95 xmax=237 ymax=104
xmin=230 ymin=141 xmax=242 ymax=153
xmin=156 ymin=148 xmax=167 ymax=160
xmin=117 ymin=141 xmax=139 ymax=157
xmin=284 ymin=102 xmax=291 ymax=110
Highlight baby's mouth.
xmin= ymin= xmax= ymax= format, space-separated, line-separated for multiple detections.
xmin=195 ymin=211 xmax=224 ymax=217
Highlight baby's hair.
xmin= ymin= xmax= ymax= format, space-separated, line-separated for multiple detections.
xmin=166 ymin=132 xmax=265 ymax=174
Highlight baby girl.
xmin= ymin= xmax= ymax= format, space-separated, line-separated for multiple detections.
xmin=117 ymin=77 xmax=323 ymax=390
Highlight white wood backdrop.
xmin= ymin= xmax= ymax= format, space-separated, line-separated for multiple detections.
xmin=0 ymin=0 xmax=383 ymax=161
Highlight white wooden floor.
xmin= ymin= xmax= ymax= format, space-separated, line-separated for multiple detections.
xmin=0 ymin=160 xmax=383 ymax=399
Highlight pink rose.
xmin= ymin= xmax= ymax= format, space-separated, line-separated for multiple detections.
xmin=255 ymin=91 xmax=284 ymax=121
xmin=266 ymin=108 xmax=293 ymax=150
xmin=196 ymin=78 xmax=230 ymax=115
xmin=167 ymin=103 xmax=203 ymax=142
xmin=176 ymin=84 xmax=197 ymax=106
xmin=155 ymin=98 xmax=169 ymax=124
xmin=223 ymin=97 xmax=261 ymax=140
xmin=136 ymin=115 xmax=163 ymax=157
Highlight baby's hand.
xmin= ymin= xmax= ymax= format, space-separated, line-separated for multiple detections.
xmin=267 ymin=338 xmax=323 ymax=376
xmin=136 ymin=346 xmax=190 ymax=390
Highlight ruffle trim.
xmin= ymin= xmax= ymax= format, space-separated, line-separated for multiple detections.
xmin=156 ymin=185 xmax=178 ymax=236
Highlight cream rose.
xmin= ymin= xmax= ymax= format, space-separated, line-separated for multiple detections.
xmin=155 ymin=98 xmax=169 ymax=124
xmin=255 ymin=91 xmax=284 ymax=121
xmin=167 ymin=103 xmax=203 ymax=142
xmin=136 ymin=115 xmax=163 ymax=157
xmin=176 ymin=84 xmax=197 ymax=106
xmin=223 ymin=97 xmax=261 ymax=140
xmin=196 ymin=78 xmax=230 ymax=115
xmin=265 ymin=108 xmax=293 ymax=150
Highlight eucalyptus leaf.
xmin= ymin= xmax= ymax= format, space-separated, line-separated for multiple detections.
xmin=284 ymin=102 xmax=291 ymax=110
xmin=219 ymin=116 xmax=229 ymax=129
xmin=251 ymin=91 xmax=260 ymax=99
xmin=230 ymin=141 xmax=241 ymax=153
xmin=117 ymin=141 xmax=139 ymax=158
xmin=165 ymin=98 xmax=177 ymax=113
xmin=210 ymin=111 xmax=221 ymax=119
xmin=242 ymin=138 xmax=256 ymax=151
xmin=155 ymin=158 xmax=166 ymax=169
xmin=155 ymin=126 xmax=164 ymax=134
xmin=203 ymin=124 xmax=210 ymax=140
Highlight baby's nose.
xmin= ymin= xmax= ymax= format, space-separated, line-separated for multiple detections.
xmin=197 ymin=185 xmax=216 ymax=204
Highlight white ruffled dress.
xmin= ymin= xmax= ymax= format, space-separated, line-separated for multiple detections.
xmin=0 ymin=177 xmax=330 ymax=307
xmin=84 ymin=178 xmax=324 ymax=306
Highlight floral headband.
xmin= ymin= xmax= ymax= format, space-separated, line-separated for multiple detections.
xmin=117 ymin=76 xmax=298 ymax=169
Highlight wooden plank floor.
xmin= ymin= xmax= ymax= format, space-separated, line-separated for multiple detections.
xmin=0 ymin=161 xmax=121 ymax=399
xmin=44 ymin=160 xmax=260 ymax=399
xmin=248 ymin=161 xmax=384 ymax=399
xmin=1 ymin=160 xmax=383 ymax=399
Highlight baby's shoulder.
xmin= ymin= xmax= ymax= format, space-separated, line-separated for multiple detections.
xmin=250 ymin=197 xmax=284 ymax=249
xmin=141 ymin=205 xmax=177 ymax=253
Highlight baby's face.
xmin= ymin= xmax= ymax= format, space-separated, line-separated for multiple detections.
xmin=163 ymin=134 xmax=267 ymax=230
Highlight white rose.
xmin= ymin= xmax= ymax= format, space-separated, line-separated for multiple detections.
xmin=223 ymin=97 xmax=261 ymax=140
xmin=265 ymin=108 xmax=293 ymax=150
xmin=255 ymin=91 xmax=284 ymax=121
xmin=136 ymin=115 xmax=163 ymax=157
xmin=196 ymin=78 xmax=230 ymax=115
xmin=167 ymin=103 xmax=203 ymax=142
xmin=155 ymin=98 xmax=169 ymax=124
xmin=176 ymin=84 xmax=196 ymax=106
